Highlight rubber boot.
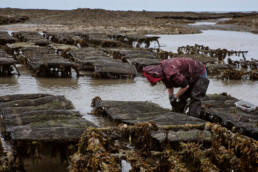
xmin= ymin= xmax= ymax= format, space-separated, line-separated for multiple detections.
xmin=188 ymin=77 xmax=210 ymax=118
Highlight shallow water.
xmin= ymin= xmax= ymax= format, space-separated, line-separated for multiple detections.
xmin=151 ymin=30 xmax=258 ymax=60
xmin=0 ymin=30 xmax=257 ymax=172
xmin=0 ymin=30 xmax=258 ymax=127
xmin=0 ymin=66 xmax=257 ymax=127
xmin=189 ymin=22 xmax=217 ymax=25
xmin=188 ymin=18 xmax=232 ymax=26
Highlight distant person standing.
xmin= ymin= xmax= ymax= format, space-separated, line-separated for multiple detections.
xmin=143 ymin=58 xmax=209 ymax=118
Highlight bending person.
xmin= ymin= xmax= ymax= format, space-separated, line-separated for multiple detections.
xmin=143 ymin=58 xmax=210 ymax=118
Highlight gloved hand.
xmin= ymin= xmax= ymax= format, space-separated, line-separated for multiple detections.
xmin=169 ymin=94 xmax=178 ymax=105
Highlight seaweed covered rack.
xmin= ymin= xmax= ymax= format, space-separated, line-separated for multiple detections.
xmin=12 ymin=31 xmax=49 ymax=46
xmin=0 ymin=49 xmax=19 ymax=76
xmin=69 ymin=122 xmax=257 ymax=171
xmin=0 ymin=31 xmax=17 ymax=45
xmin=5 ymin=44 xmax=80 ymax=77
xmin=67 ymin=96 xmax=257 ymax=171
xmin=0 ymin=94 xmax=96 ymax=171
xmin=63 ymin=47 xmax=137 ymax=78
xmin=201 ymin=93 xmax=258 ymax=139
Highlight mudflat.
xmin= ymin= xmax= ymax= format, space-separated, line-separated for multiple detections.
xmin=0 ymin=8 xmax=257 ymax=34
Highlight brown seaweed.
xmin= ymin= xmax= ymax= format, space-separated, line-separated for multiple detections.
xmin=69 ymin=122 xmax=258 ymax=171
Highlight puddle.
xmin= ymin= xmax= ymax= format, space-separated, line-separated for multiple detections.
xmin=189 ymin=21 xmax=217 ymax=26
xmin=189 ymin=18 xmax=232 ymax=26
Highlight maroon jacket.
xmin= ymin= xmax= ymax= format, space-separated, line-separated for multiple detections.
xmin=143 ymin=58 xmax=204 ymax=88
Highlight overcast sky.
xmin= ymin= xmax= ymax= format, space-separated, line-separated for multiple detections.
xmin=1 ymin=0 xmax=258 ymax=11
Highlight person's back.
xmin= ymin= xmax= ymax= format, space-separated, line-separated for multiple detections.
xmin=161 ymin=58 xmax=204 ymax=85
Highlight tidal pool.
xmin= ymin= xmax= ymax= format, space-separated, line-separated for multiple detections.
xmin=188 ymin=18 xmax=232 ymax=26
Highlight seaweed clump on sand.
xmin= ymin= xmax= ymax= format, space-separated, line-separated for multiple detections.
xmin=69 ymin=122 xmax=258 ymax=172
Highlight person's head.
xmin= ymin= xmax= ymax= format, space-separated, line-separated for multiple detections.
xmin=143 ymin=65 xmax=163 ymax=86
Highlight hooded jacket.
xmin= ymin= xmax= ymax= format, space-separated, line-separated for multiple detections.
xmin=143 ymin=58 xmax=204 ymax=88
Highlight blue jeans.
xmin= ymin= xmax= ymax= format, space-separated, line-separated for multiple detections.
xmin=201 ymin=68 xmax=207 ymax=78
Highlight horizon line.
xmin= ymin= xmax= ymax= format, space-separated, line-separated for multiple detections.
xmin=1 ymin=7 xmax=258 ymax=13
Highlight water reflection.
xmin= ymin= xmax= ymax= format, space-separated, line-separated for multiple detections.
xmin=189 ymin=18 xmax=232 ymax=26
xmin=189 ymin=21 xmax=217 ymax=25
xmin=0 ymin=77 xmax=20 ymax=96
xmin=208 ymin=78 xmax=258 ymax=105
xmin=36 ymin=77 xmax=79 ymax=89
xmin=23 ymin=154 xmax=68 ymax=172
xmin=90 ymin=78 xmax=136 ymax=87
xmin=0 ymin=76 xmax=18 ymax=86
